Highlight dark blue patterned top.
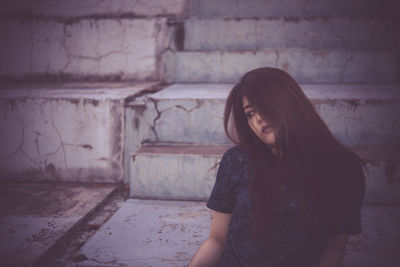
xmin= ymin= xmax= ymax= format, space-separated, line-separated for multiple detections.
xmin=207 ymin=146 xmax=363 ymax=267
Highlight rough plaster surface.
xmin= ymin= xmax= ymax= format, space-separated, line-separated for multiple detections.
xmin=175 ymin=50 xmax=399 ymax=84
xmin=0 ymin=18 xmax=169 ymax=81
xmin=185 ymin=17 xmax=396 ymax=50
xmin=126 ymin=84 xmax=400 ymax=147
xmin=0 ymin=182 xmax=116 ymax=266
xmin=0 ymin=83 xmax=154 ymax=182
xmin=76 ymin=199 xmax=400 ymax=267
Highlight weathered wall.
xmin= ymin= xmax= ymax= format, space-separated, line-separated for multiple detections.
xmin=0 ymin=0 xmax=189 ymax=82
xmin=0 ymin=83 xmax=155 ymax=182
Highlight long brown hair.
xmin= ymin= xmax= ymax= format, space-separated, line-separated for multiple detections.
xmin=224 ymin=67 xmax=364 ymax=241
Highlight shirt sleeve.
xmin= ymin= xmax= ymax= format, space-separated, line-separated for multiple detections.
xmin=206 ymin=147 xmax=239 ymax=214
xmin=334 ymin=162 xmax=366 ymax=235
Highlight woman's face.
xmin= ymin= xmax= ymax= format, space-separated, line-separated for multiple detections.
xmin=242 ymin=96 xmax=277 ymax=152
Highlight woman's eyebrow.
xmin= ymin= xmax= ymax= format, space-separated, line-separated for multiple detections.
xmin=243 ymin=104 xmax=252 ymax=110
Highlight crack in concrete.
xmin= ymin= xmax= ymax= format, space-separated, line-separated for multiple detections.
xmin=174 ymin=100 xmax=204 ymax=114
xmin=60 ymin=24 xmax=72 ymax=72
xmin=33 ymin=130 xmax=44 ymax=155
xmin=51 ymin=117 xmax=68 ymax=170
xmin=60 ymin=20 xmax=129 ymax=75
xmin=208 ymin=159 xmax=221 ymax=174
xmin=69 ymin=50 xmax=130 ymax=62
xmin=326 ymin=19 xmax=347 ymax=48
xmin=87 ymin=256 xmax=118 ymax=265
xmin=341 ymin=50 xmax=354 ymax=83
xmin=148 ymin=98 xmax=161 ymax=141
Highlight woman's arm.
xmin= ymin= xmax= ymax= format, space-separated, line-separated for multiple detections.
xmin=187 ymin=211 xmax=232 ymax=267
xmin=317 ymin=234 xmax=349 ymax=267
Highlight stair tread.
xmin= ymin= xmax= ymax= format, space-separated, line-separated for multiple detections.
xmin=148 ymin=83 xmax=400 ymax=101
xmin=136 ymin=143 xmax=400 ymax=159
xmin=0 ymin=82 xmax=158 ymax=100
xmin=136 ymin=143 xmax=231 ymax=155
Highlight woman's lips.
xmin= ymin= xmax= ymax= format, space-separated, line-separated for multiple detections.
xmin=262 ymin=125 xmax=273 ymax=134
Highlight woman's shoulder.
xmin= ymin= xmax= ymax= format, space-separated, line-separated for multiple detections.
xmin=222 ymin=146 xmax=248 ymax=165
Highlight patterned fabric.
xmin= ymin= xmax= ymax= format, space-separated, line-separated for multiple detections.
xmin=207 ymin=146 xmax=363 ymax=267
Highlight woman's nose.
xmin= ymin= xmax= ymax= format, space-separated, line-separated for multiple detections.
xmin=255 ymin=113 xmax=263 ymax=123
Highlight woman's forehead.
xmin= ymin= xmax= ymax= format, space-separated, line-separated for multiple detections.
xmin=242 ymin=96 xmax=250 ymax=107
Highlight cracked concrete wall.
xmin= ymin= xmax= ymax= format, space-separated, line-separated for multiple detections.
xmin=0 ymin=0 xmax=189 ymax=82
xmin=0 ymin=96 xmax=125 ymax=182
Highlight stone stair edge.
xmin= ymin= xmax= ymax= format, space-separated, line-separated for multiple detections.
xmin=135 ymin=143 xmax=232 ymax=155
xmin=177 ymin=48 xmax=399 ymax=53
xmin=140 ymin=83 xmax=400 ymax=101
xmin=185 ymin=16 xmax=397 ymax=20
xmin=0 ymin=82 xmax=163 ymax=100
xmin=134 ymin=142 xmax=400 ymax=160
xmin=0 ymin=0 xmax=189 ymax=20
xmin=189 ymin=0 xmax=398 ymax=18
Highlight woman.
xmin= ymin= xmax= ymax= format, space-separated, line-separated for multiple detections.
xmin=188 ymin=67 xmax=365 ymax=267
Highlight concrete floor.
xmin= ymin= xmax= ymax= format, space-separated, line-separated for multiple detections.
xmin=1 ymin=182 xmax=399 ymax=267
xmin=75 ymin=200 xmax=400 ymax=267
xmin=75 ymin=199 xmax=213 ymax=267
xmin=0 ymin=182 xmax=117 ymax=267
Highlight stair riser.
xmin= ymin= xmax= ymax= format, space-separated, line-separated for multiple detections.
xmin=130 ymin=152 xmax=400 ymax=205
xmin=131 ymin=153 xmax=219 ymax=201
xmin=127 ymin=92 xmax=400 ymax=148
xmin=0 ymin=84 xmax=153 ymax=182
xmin=0 ymin=97 xmax=124 ymax=182
xmin=175 ymin=50 xmax=399 ymax=84
xmin=0 ymin=18 xmax=168 ymax=82
xmin=185 ymin=18 xmax=396 ymax=50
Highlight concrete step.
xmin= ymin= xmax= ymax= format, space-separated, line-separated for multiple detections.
xmin=125 ymin=83 xmax=400 ymax=148
xmin=174 ymin=50 xmax=399 ymax=84
xmin=75 ymin=199 xmax=400 ymax=267
xmin=129 ymin=143 xmax=400 ymax=205
xmin=184 ymin=17 xmax=396 ymax=51
xmin=0 ymin=82 xmax=157 ymax=183
xmin=130 ymin=144 xmax=228 ymax=201
xmin=190 ymin=0 xmax=396 ymax=18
